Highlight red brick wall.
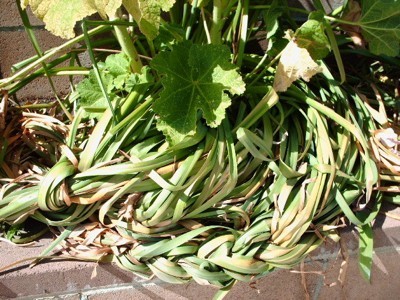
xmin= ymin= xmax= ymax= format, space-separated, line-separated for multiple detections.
xmin=0 ymin=0 xmax=76 ymax=99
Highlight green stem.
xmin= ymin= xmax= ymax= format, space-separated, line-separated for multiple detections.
xmin=9 ymin=54 xmax=72 ymax=95
xmin=16 ymin=0 xmax=73 ymax=120
xmin=247 ymin=50 xmax=283 ymax=86
xmin=224 ymin=0 xmax=242 ymax=46
xmin=323 ymin=15 xmax=357 ymax=26
xmin=210 ymin=0 xmax=224 ymax=44
xmin=236 ymin=0 xmax=249 ymax=66
xmin=182 ymin=2 xmax=189 ymax=27
xmin=45 ymin=68 xmax=90 ymax=76
xmin=0 ymin=25 xmax=110 ymax=90
xmin=110 ymin=11 xmax=143 ymax=73
xmin=248 ymin=4 xmax=310 ymax=17
xmin=234 ymin=88 xmax=278 ymax=131
xmin=201 ymin=7 xmax=212 ymax=44
xmin=185 ymin=0 xmax=199 ymax=40
xmin=17 ymin=103 xmax=56 ymax=109
xmin=309 ymin=0 xmax=346 ymax=83
xmin=324 ymin=20 xmax=346 ymax=83
xmin=212 ymin=0 xmax=239 ymax=45
xmin=82 ymin=21 xmax=113 ymax=115
xmin=147 ymin=38 xmax=156 ymax=58
xmin=312 ymin=0 xmax=325 ymax=12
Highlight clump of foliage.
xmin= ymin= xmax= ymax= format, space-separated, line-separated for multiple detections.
xmin=1 ymin=0 xmax=400 ymax=297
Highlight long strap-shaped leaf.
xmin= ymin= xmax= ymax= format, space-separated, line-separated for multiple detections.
xmin=130 ymin=225 xmax=222 ymax=260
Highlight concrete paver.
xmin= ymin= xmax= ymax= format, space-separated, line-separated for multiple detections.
xmin=0 ymin=0 xmax=44 ymax=27
xmin=318 ymin=250 xmax=400 ymax=299
xmin=0 ymin=30 xmax=72 ymax=99
xmin=1 ymin=204 xmax=400 ymax=299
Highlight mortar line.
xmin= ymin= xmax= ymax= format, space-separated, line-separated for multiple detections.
xmin=80 ymin=284 xmax=136 ymax=297
xmin=307 ymin=244 xmax=400 ymax=262
xmin=13 ymin=279 xmax=166 ymax=300
xmin=0 ymin=25 xmax=45 ymax=32
xmin=9 ymin=244 xmax=400 ymax=299
xmin=16 ymin=291 xmax=81 ymax=300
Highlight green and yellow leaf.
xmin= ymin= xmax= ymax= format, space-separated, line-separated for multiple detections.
xmin=21 ymin=0 xmax=123 ymax=39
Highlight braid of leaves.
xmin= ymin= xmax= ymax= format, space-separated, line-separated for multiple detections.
xmin=0 ymin=83 xmax=378 ymax=285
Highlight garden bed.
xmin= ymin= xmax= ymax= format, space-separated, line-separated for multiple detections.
xmin=2 ymin=203 xmax=400 ymax=299
xmin=1 ymin=1 xmax=400 ymax=299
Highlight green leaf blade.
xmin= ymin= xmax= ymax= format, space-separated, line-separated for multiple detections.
xmin=358 ymin=0 xmax=400 ymax=56
xmin=76 ymin=53 xmax=152 ymax=119
xmin=295 ymin=19 xmax=331 ymax=60
xmin=105 ymin=53 xmax=131 ymax=77
xmin=358 ymin=223 xmax=374 ymax=282
xmin=76 ymin=70 xmax=114 ymax=109
xmin=263 ymin=0 xmax=283 ymax=52
xmin=151 ymin=41 xmax=245 ymax=145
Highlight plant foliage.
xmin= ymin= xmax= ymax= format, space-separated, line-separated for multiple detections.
xmin=151 ymin=41 xmax=245 ymax=144
xmin=1 ymin=0 xmax=400 ymax=298
xmin=358 ymin=0 xmax=400 ymax=56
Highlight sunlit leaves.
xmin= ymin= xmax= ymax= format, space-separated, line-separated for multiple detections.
xmin=341 ymin=0 xmax=400 ymax=56
xmin=295 ymin=19 xmax=330 ymax=60
xmin=273 ymin=40 xmax=322 ymax=92
xmin=77 ymin=53 xmax=152 ymax=114
xmin=123 ymin=0 xmax=176 ymax=40
xmin=21 ymin=0 xmax=176 ymax=40
xmin=21 ymin=0 xmax=122 ymax=38
xmin=151 ymin=41 xmax=245 ymax=144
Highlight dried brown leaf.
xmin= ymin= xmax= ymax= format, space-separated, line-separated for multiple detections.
xmin=273 ymin=41 xmax=322 ymax=92
xmin=0 ymin=92 xmax=7 ymax=133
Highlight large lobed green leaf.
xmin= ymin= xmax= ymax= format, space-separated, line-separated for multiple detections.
xmin=151 ymin=41 xmax=245 ymax=145
xmin=22 ymin=0 xmax=175 ymax=40
xmin=123 ymin=0 xmax=176 ymax=40
xmin=358 ymin=0 xmax=400 ymax=56
xmin=21 ymin=0 xmax=122 ymax=39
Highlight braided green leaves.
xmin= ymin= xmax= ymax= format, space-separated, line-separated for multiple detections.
xmin=151 ymin=41 xmax=245 ymax=145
